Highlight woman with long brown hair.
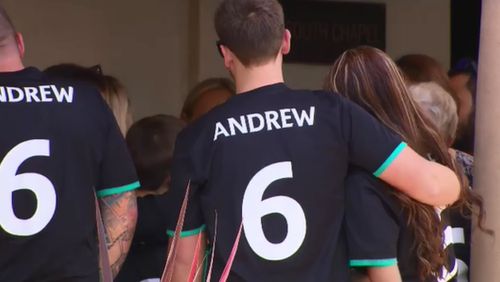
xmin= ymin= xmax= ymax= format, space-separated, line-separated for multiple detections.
xmin=324 ymin=46 xmax=487 ymax=282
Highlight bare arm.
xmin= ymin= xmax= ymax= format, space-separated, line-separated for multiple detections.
xmin=99 ymin=191 xmax=138 ymax=277
xmin=169 ymin=233 xmax=206 ymax=282
xmin=379 ymin=146 xmax=460 ymax=206
xmin=366 ymin=266 xmax=402 ymax=282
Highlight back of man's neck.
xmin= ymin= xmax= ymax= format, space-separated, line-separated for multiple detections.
xmin=0 ymin=59 xmax=24 ymax=73
xmin=235 ymin=63 xmax=285 ymax=94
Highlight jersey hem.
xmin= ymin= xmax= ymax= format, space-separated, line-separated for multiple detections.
xmin=373 ymin=142 xmax=407 ymax=177
xmin=350 ymin=258 xmax=398 ymax=267
xmin=166 ymin=225 xmax=207 ymax=238
xmin=97 ymin=181 xmax=141 ymax=198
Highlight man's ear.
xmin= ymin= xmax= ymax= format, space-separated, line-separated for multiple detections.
xmin=221 ymin=45 xmax=234 ymax=70
xmin=15 ymin=32 xmax=25 ymax=58
xmin=281 ymin=29 xmax=291 ymax=55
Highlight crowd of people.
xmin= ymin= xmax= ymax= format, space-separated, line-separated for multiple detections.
xmin=0 ymin=0 xmax=486 ymax=282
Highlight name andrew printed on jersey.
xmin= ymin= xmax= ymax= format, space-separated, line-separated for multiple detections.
xmin=0 ymin=85 xmax=74 ymax=103
xmin=214 ymin=106 xmax=315 ymax=141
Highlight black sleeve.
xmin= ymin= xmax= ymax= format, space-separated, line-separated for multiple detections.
xmin=345 ymin=171 xmax=399 ymax=268
xmin=96 ymin=110 xmax=140 ymax=198
xmin=341 ymin=99 xmax=407 ymax=177
xmin=165 ymin=126 xmax=208 ymax=237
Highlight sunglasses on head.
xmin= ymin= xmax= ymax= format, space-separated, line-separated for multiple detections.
xmin=89 ymin=64 xmax=103 ymax=75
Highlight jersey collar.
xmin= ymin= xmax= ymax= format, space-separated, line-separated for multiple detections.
xmin=0 ymin=67 xmax=42 ymax=80
xmin=237 ymin=82 xmax=288 ymax=96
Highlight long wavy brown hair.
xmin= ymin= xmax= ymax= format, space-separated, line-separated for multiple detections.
xmin=324 ymin=46 xmax=488 ymax=280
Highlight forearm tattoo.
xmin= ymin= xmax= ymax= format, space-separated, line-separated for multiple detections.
xmin=99 ymin=191 xmax=138 ymax=277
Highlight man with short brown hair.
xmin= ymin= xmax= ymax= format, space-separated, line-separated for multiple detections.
xmin=166 ymin=0 xmax=460 ymax=281
xmin=214 ymin=0 xmax=284 ymax=66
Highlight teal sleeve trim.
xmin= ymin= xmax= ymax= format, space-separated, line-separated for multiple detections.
xmin=373 ymin=142 xmax=408 ymax=177
xmin=166 ymin=225 xmax=206 ymax=238
xmin=350 ymin=258 xmax=398 ymax=267
xmin=97 ymin=181 xmax=141 ymax=198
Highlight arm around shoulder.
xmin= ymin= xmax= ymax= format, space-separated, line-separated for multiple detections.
xmin=377 ymin=146 xmax=460 ymax=206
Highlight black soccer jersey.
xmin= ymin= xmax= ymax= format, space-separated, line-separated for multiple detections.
xmin=345 ymin=168 xmax=457 ymax=282
xmin=166 ymin=83 xmax=406 ymax=281
xmin=0 ymin=67 xmax=139 ymax=281
xmin=116 ymin=193 xmax=170 ymax=282
xmin=449 ymin=150 xmax=474 ymax=281
xmin=448 ymin=207 xmax=470 ymax=282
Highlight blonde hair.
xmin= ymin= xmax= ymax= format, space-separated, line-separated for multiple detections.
xmin=409 ymin=82 xmax=458 ymax=144
xmin=181 ymin=77 xmax=235 ymax=120
xmin=101 ymin=75 xmax=132 ymax=136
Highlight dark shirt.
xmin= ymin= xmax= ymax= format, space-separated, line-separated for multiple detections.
xmin=165 ymin=83 xmax=404 ymax=281
xmin=0 ymin=68 xmax=139 ymax=281
xmin=345 ymin=169 xmax=457 ymax=282
xmin=449 ymin=149 xmax=474 ymax=281
xmin=116 ymin=193 xmax=170 ymax=282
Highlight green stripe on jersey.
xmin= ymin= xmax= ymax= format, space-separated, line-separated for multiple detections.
xmin=350 ymin=258 xmax=398 ymax=267
xmin=373 ymin=142 xmax=408 ymax=177
xmin=166 ymin=225 xmax=207 ymax=238
xmin=97 ymin=181 xmax=141 ymax=198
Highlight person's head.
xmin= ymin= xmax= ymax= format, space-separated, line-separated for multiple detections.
xmin=396 ymin=54 xmax=452 ymax=93
xmin=126 ymin=115 xmax=185 ymax=196
xmin=449 ymin=73 xmax=473 ymax=126
xmin=44 ymin=64 xmax=132 ymax=135
xmin=181 ymin=77 xmax=235 ymax=123
xmin=449 ymin=58 xmax=478 ymax=137
xmin=214 ymin=0 xmax=291 ymax=74
xmin=396 ymin=54 xmax=461 ymax=118
xmin=0 ymin=5 xmax=25 ymax=70
xmin=409 ymin=82 xmax=458 ymax=146
xmin=324 ymin=46 xmax=484 ymax=280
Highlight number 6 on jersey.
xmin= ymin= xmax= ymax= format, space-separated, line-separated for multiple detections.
xmin=242 ymin=161 xmax=307 ymax=261
xmin=0 ymin=139 xmax=56 ymax=237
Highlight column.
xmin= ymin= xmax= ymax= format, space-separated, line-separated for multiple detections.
xmin=470 ymin=0 xmax=500 ymax=280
